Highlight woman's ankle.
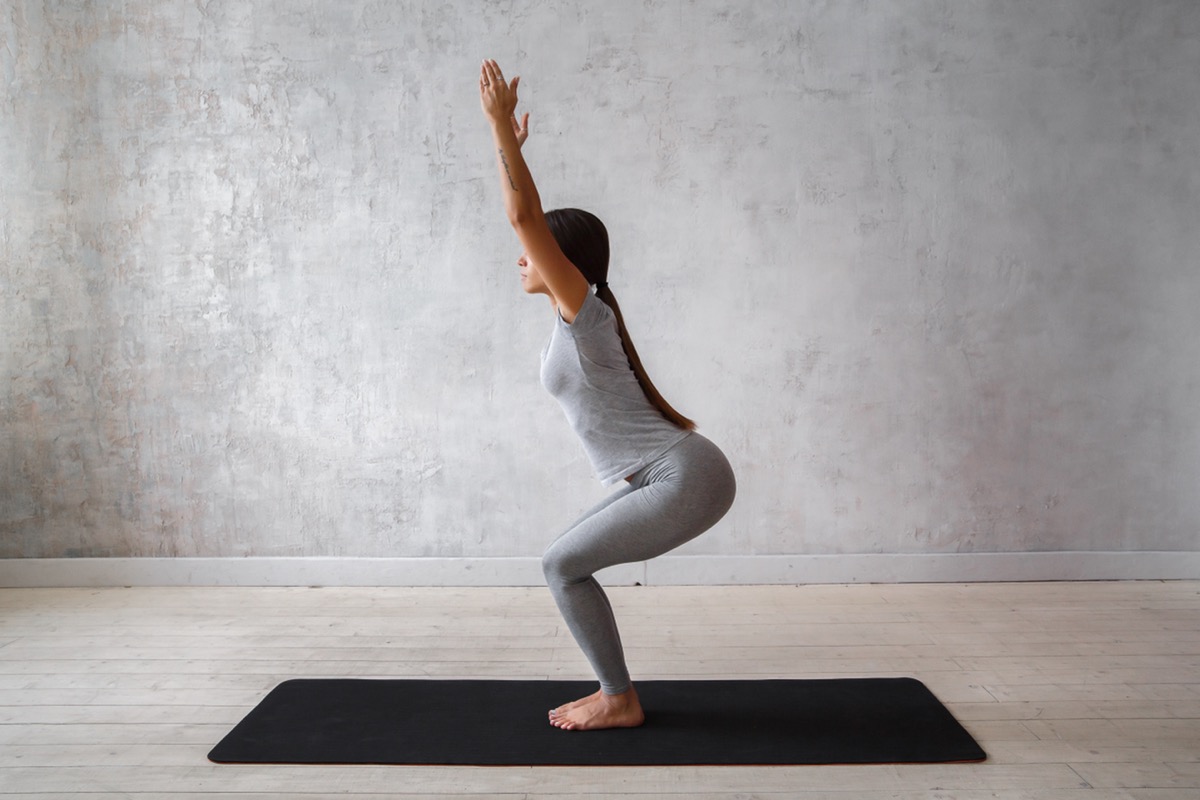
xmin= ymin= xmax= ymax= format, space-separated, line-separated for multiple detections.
xmin=601 ymin=685 xmax=638 ymax=704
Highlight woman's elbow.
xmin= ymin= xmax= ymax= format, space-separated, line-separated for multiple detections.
xmin=507 ymin=205 xmax=537 ymax=230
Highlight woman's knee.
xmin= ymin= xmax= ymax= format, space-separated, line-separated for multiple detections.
xmin=541 ymin=541 xmax=575 ymax=583
xmin=542 ymin=537 xmax=597 ymax=585
xmin=540 ymin=546 xmax=559 ymax=581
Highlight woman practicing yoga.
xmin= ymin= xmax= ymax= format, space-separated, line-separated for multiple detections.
xmin=479 ymin=59 xmax=737 ymax=731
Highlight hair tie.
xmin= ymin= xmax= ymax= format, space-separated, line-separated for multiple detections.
xmin=595 ymin=281 xmax=608 ymax=291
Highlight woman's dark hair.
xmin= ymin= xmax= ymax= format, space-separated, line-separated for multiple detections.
xmin=544 ymin=208 xmax=696 ymax=432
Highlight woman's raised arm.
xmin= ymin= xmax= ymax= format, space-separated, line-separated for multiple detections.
xmin=479 ymin=59 xmax=588 ymax=319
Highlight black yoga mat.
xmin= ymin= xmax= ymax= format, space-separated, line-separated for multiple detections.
xmin=208 ymin=677 xmax=985 ymax=766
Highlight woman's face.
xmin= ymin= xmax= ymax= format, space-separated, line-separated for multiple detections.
xmin=517 ymin=252 xmax=549 ymax=296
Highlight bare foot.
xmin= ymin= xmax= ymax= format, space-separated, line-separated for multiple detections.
xmin=548 ymin=686 xmax=645 ymax=731
xmin=547 ymin=688 xmax=602 ymax=722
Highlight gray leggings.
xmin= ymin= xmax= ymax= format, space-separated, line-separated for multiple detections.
xmin=541 ymin=432 xmax=736 ymax=695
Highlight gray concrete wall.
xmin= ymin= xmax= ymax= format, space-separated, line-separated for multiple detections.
xmin=3 ymin=0 xmax=1198 ymax=562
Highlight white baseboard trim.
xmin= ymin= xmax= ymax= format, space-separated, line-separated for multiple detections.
xmin=1 ymin=552 xmax=1197 ymax=587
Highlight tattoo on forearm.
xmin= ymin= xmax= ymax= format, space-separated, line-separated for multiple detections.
xmin=499 ymin=148 xmax=518 ymax=192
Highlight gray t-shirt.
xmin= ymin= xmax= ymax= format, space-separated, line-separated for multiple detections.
xmin=540 ymin=291 xmax=691 ymax=486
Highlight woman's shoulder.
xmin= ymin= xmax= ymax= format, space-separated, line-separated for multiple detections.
xmin=560 ymin=290 xmax=615 ymax=335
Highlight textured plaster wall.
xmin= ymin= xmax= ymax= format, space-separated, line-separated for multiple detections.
xmin=2 ymin=0 xmax=1198 ymax=561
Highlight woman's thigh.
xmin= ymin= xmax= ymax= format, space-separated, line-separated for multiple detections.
xmin=544 ymin=436 xmax=735 ymax=579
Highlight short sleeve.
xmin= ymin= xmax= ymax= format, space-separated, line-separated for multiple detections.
xmin=560 ymin=291 xmax=613 ymax=337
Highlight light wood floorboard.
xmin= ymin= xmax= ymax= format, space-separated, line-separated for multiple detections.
xmin=0 ymin=581 xmax=1197 ymax=798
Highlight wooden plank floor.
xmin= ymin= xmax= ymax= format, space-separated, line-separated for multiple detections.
xmin=0 ymin=581 xmax=1197 ymax=799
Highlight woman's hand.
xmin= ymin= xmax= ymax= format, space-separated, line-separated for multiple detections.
xmin=511 ymin=108 xmax=530 ymax=149
xmin=480 ymin=59 xmax=520 ymax=123
xmin=480 ymin=59 xmax=529 ymax=147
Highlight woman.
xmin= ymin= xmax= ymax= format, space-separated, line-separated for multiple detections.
xmin=479 ymin=59 xmax=736 ymax=731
